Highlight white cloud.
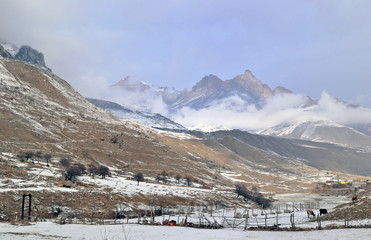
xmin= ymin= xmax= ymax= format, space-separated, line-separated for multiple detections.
xmin=170 ymin=92 xmax=371 ymax=132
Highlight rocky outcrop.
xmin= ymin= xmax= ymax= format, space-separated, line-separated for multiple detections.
xmin=225 ymin=70 xmax=273 ymax=99
xmin=0 ymin=43 xmax=51 ymax=71
xmin=273 ymin=86 xmax=294 ymax=95
xmin=15 ymin=45 xmax=51 ymax=71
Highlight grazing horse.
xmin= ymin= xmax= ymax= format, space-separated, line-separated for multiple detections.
xmin=307 ymin=209 xmax=315 ymax=218
xmin=319 ymin=209 xmax=328 ymax=216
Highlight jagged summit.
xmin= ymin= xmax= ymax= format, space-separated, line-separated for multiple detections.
xmin=15 ymin=45 xmax=46 ymax=67
xmin=273 ymin=86 xmax=294 ymax=95
xmin=0 ymin=42 xmax=51 ymax=71
xmin=110 ymin=69 xmax=284 ymax=111
xmin=192 ymin=74 xmax=223 ymax=92
xmin=111 ymin=76 xmax=152 ymax=92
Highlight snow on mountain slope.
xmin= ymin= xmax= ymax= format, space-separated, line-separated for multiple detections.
xmin=86 ymin=98 xmax=186 ymax=130
xmin=107 ymin=69 xmax=371 ymax=150
xmin=0 ymin=42 xmax=19 ymax=57
xmin=0 ymin=59 xmax=118 ymax=125
xmin=257 ymin=120 xmax=371 ymax=149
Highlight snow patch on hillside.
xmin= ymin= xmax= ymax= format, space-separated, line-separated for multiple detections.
xmin=0 ymin=42 xmax=19 ymax=56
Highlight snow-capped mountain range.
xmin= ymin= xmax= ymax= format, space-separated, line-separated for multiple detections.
xmin=2 ymin=41 xmax=371 ymax=218
xmin=104 ymin=71 xmax=371 ymax=149
xmin=2 ymin=41 xmax=368 ymax=150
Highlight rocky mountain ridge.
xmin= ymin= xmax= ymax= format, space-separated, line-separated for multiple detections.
xmin=107 ymin=68 xmax=371 ymax=150
xmin=0 ymin=42 xmax=51 ymax=71
xmin=111 ymin=70 xmax=314 ymax=111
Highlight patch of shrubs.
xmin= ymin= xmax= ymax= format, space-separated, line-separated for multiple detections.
xmin=235 ymin=183 xmax=272 ymax=209
xmin=60 ymin=158 xmax=111 ymax=181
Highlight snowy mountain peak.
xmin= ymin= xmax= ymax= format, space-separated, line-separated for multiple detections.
xmin=0 ymin=42 xmax=51 ymax=71
xmin=192 ymin=74 xmax=223 ymax=91
xmin=273 ymin=86 xmax=294 ymax=95
xmin=111 ymin=76 xmax=153 ymax=92
xmin=226 ymin=69 xmax=273 ymax=99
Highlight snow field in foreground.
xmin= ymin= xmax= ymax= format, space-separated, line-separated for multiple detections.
xmin=1 ymin=222 xmax=371 ymax=240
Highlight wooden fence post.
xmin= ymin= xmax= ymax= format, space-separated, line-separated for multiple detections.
xmin=232 ymin=207 xmax=237 ymax=229
xmin=290 ymin=213 xmax=295 ymax=229
xmin=276 ymin=212 xmax=279 ymax=226
xmin=264 ymin=214 xmax=267 ymax=227
xmin=316 ymin=214 xmax=321 ymax=229
xmin=162 ymin=208 xmax=164 ymax=222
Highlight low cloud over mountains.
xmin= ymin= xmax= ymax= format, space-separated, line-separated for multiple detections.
xmin=103 ymin=71 xmax=371 ymax=138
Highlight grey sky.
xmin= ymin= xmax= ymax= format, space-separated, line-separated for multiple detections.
xmin=1 ymin=0 xmax=371 ymax=107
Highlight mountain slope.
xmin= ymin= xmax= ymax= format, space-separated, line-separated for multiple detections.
xmin=208 ymin=130 xmax=371 ymax=176
xmin=258 ymin=121 xmax=371 ymax=149
xmin=86 ymin=98 xmax=186 ymax=130
xmin=1 ymin=57 xmax=370 ymax=222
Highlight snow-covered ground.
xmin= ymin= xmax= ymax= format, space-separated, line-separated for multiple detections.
xmin=1 ymin=222 xmax=371 ymax=240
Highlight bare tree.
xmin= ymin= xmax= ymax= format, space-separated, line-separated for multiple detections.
xmin=185 ymin=176 xmax=192 ymax=186
xmin=97 ymin=165 xmax=111 ymax=179
xmin=24 ymin=151 xmax=34 ymax=161
xmin=34 ymin=151 xmax=43 ymax=162
xmin=60 ymin=157 xmax=71 ymax=168
xmin=155 ymin=174 xmax=163 ymax=182
xmin=156 ymin=171 xmax=168 ymax=183
xmin=234 ymin=183 xmax=272 ymax=209
xmin=63 ymin=165 xmax=82 ymax=181
xmin=73 ymin=163 xmax=86 ymax=174
xmin=161 ymin=171 xmax=168 ymax=184
xmin=235 ymin=183 xmax=248 ymax=198
xmin=16 ymin=153 xmax=26 ymax=162
xmin=134 ymin=173 xmax=144 ymax=185
xmin=87 ymin=164 xmax=98 ymax=178
xmin=175 ymin=174 xmax=182 ymax=184
xmin=43 ymin=154 xmax=52 ymax=167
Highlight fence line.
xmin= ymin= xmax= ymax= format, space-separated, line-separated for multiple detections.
xmin=48 ymin=204 xmax=366 ymax=230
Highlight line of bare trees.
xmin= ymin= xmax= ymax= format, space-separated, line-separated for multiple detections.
xmin=17 ymin=150 xmax=52 ymax=166
xmin=235 ymin=183 xmax=272 ymax=209
xmin=155 ymin=170 xmax=194 ymax=186
xmin=60 ymin=157 xmax=111 ymax=181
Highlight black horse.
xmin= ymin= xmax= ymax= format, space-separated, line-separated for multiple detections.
xmin=319 ymin=209 xmax=328 ymax=216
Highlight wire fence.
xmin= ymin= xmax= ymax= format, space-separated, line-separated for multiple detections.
xmin=43 ymin=202 xmax=371 ymax=231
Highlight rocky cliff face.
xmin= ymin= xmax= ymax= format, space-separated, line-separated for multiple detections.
xmin=111 ymin=70 xmax=280 ymax=111
xmin=0 ymin=42 xmax=51 ymax=71
xmin=224 ymin=70 xmax=273 ymax=99
xmin=15 ymin=45 xmax=46 ymax=68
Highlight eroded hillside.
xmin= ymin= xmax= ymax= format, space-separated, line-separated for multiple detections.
xmin=0 ymin=58 xmax=368 ymax=220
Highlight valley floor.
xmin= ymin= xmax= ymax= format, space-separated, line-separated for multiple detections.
xmin=1 ymin=222 xmax=371 ymax=240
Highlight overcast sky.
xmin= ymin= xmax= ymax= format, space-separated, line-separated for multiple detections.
xmin=1 ymin=0 xmax=371 ymax=107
